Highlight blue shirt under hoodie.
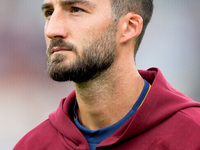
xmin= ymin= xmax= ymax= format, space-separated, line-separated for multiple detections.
xmin=73 ymin=79 xmax=150 ymax=150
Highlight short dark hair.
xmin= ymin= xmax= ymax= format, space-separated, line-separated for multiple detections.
xmin=111 ymin=0 xmax=154 ymax=55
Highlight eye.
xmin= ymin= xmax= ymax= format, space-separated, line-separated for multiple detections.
xmin=70 ymin=7 xmax=84 ymax=13
xmin=44 ymin=9 xmax=54 ymax=18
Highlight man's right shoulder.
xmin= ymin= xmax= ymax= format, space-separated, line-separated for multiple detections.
xmin=13 ymin=119 xmax=65 ymax=150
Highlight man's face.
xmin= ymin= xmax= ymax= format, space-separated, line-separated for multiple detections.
xmin=42 ymin=0 xmax=118 ymax=83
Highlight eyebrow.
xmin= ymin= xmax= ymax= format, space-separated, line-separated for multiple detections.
xmin=60 ymin=0 xmax=96 ymax=8
xmin=41 ymin=3 xmax=53 ymax=11
xmin=41 ymin=0 xmax=96 ymax=11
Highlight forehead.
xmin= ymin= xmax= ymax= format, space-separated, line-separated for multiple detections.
xmin=42 ymin=0 xmax=110 ymax=7
xmin=41 ymin=0 xmax=113 ymax=17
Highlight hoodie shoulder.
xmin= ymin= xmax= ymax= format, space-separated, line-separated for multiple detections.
xmin=179 ymin=106 xmax=200 ymax=126
xmin=13 ymin=119 xmax=65 ymax=150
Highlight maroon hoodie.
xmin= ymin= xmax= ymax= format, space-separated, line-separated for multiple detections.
xmin=14 ymin=68 xmax=200 ymax=150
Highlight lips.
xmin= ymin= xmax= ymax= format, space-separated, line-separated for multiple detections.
xmin=51 ymin=46 xmax=71 ymax=54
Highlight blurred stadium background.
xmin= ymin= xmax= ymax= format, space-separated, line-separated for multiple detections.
xmin=0 ymin=1 xmax=199 ymax=149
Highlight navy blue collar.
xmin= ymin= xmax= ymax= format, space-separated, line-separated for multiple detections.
xmin=73 ymin=79 xmax=150 ymax=149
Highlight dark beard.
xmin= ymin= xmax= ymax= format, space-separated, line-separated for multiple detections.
xmin=46 ymin=24 xmax=117 ymax=83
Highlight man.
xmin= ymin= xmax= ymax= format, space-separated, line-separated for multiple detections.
xmin=14 ymin=0 xmax=200 ymax=149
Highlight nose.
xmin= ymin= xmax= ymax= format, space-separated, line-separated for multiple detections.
xmin=45 ymin=10 xmax=68 ymax=39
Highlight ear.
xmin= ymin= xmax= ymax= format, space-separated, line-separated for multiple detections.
xmin=119 ymin=13 xmax=143 ymax=44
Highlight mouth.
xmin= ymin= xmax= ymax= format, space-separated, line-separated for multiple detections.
xmin=51 ymin=46 xmax=72 ymax=54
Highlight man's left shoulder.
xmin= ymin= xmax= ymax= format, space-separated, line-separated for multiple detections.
xmin=179 ymin=106 xmax=200 ymax=126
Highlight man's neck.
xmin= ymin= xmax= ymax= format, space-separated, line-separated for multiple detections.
xmin=74 ymin=63 xmax=144 ymax=130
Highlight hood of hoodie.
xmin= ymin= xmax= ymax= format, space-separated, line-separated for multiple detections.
xmin=49 ymin=67 xmax=200 ymax=149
